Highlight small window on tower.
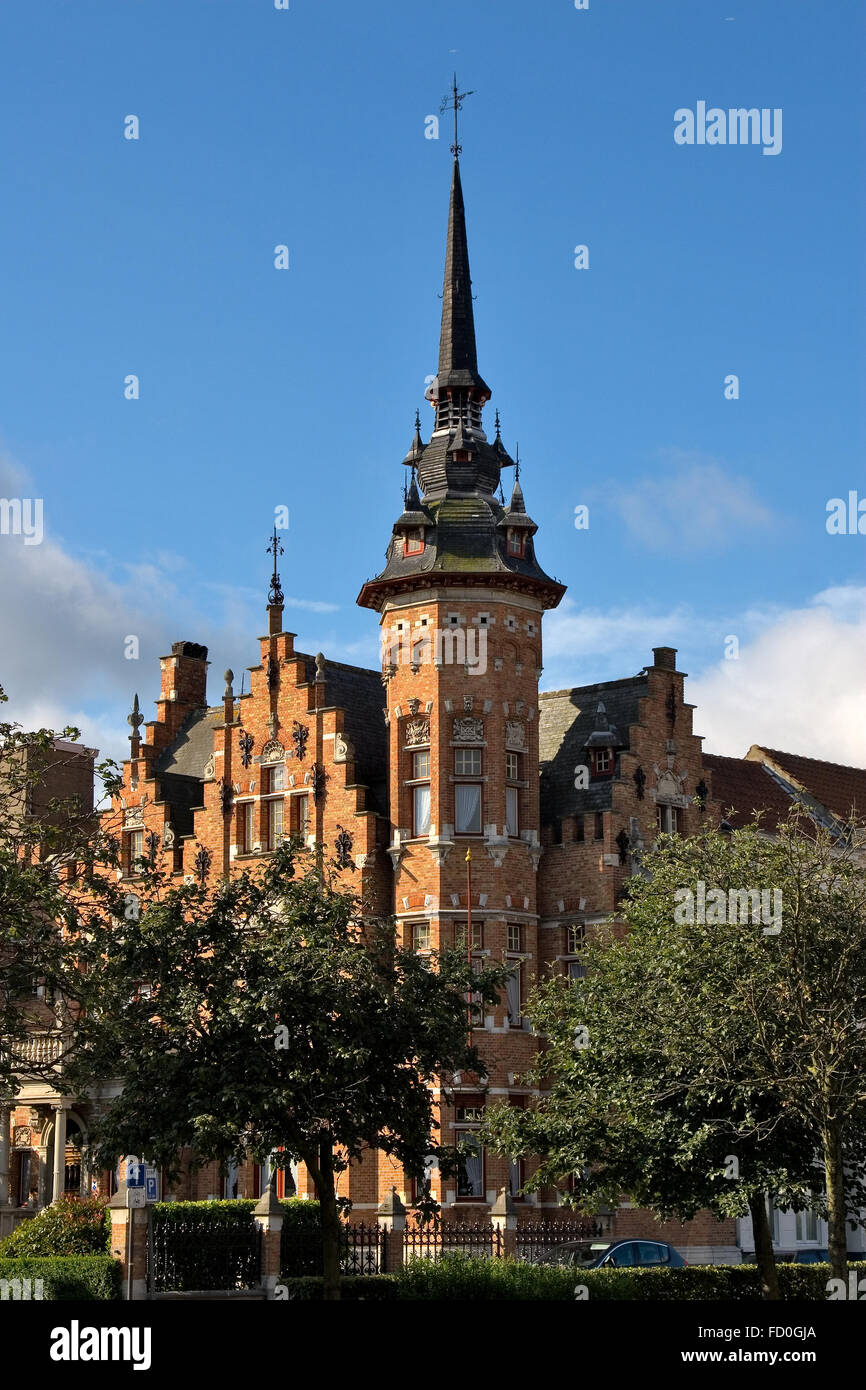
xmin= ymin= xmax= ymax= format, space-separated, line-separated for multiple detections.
xmin=404 ymin=529 xmax=424 ymax=556
xmin=507 ymin=530 xmax=525 ymax=557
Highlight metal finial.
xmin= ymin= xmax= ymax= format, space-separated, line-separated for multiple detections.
xmin=414 ymin=408 xmax=421 ymax=432
xmin=266 ymin=525 xmax=285 ymax=607
xmin=128 ymin=693 xmax=143 ymax=733
xmin=494 ymin=408 xmax=501 ymax=439
xmin=514 ymin=443 xmax=520 ymax=481
xmin=403 ymin=470 xmax=408 ymax=506
xmin=440 ymin=72 xmax=475 ymax=158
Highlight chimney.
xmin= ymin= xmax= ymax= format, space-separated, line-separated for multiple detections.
xmin=651 ymin=647 xmax=677 ymax=671
xmin=149 ymin=641 xmax=209 ymax=748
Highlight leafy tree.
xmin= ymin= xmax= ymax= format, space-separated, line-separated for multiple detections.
xmin=69 ymin=846 xmax=510 ymax=1299
xmin=484 ymin=812 xmax=866 ymax=1295
xmin=0 ymin=682 xmax=121 ymax=1099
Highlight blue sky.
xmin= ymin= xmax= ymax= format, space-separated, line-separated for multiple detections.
xmin=0 ymin=0 xmax=864 ymax=765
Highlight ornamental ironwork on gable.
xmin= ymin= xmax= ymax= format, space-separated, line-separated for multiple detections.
xmin=238 ymin=730 xmax=255 ymax=768
xmin=334 ymin=825 xmax=354 ymax=870
xmin=194 ymin=845 xmax=211 ymax=884
xmin=292 ymin=721 xmax=309 ymax=760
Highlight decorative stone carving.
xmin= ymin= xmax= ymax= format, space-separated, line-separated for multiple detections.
xmin=463 ymin=695 xmax=473 ymax=712
xmin=334 ymin=732 xmax=354 ymax=764
xmin=505 ymin=720 xmax=525 ymax=749
xmin=13 ymin=1126 xmax=31 ymax=1147
xmin=261 ymin=739 xmax=285 ymax=763
xmin=453 ymin=717 xmax=484 ymax=743
xmin=123 ymin=806 xmax=144 ymax=829
xmin=163 ymin=822 xmax=175 ymax=849
xmin=407 ymin=698 xmax=421 ymax=715
xmin=406 ymin=720 xmax=430 ymax=746
xmin=203 ymin=755 xmax=216 ymax=780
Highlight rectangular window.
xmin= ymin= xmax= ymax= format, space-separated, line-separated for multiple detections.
xmin=457 ymin=921 xmax=483 ymax=950
xmin=268 ymin=798 xmax=284 ymax=850
xmin=290 ymin=794 xmax=310 ymax=836
xmin=505 ymin=752 xmax=519 ymax=781
xmin=269 ymin=764 xmax=286 ymax=792
xmin=404 ymin=529 xmax=424 ymax=556
xmin=568 ymin=960 xmax=586 ymax=983
xmin=413 ymin=750 xmax=430 ymax=779
xmin=594 ymin=812 xmax=604 ymax=841
xmin=507 ymin=531 xmax=524 ymax=557
xmin=507 ymin=923 xmax=522 ymax=953
xmin=505 ymin=785 xmax=519 ymax=837
xmin=795 ymin=1208 xmax=819 ymax=1242
xmin=455 ymin=783 xmax=482 ymax=834
xmin=567 ymin=923 xmax=585 ymax=954
xmin=509 ymin=1156 xmax=525 ymax=1201
xmin=240 ymin=802 xmax=254 ymax=854
xmin=506 ymin=962 xmax=522 ymax=1026
xmin=574 ymin=814 xmax=584 ymax=843
xmin=595 ymin=748 xmax=612 ymax=773
xmin=413 ymin=783 xmax=431 ymax=836
xmin=656 ymin=804 xmax=681 ymax=835
xmin=126 ymin=830 xmax=143 ymax=875
xmin=455 ymin=1131 xmax=484 ymax=1199
xmin=412 ymin=921 xmax=431 ymax=952
xmin=455 ymin=748 xmax=482 ymax=776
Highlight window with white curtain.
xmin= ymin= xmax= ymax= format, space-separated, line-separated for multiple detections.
xmin=506 ymin=786 xmax=519 ymax=836
xmin=795 ymin=1208 xmax=819 ymax=1242
xmin=455 ymin=782 xmax=482 ymax=834
xmin=413 ymin=783 xmax=431 ymax=836
xmin=506 ymin=963 xmax=522 ymax=1026
xmin=456 ymin=1131 xmax=484 ymax=1199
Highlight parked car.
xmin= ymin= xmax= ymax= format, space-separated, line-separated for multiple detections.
xmin=547 ymin=1239 xmax=686 ymax=1269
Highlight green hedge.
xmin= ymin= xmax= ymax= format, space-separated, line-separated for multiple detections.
xmin=0 ymin=1198 xmax=110 ymax=1258
xmin=151 ymin=1197 xmax=319 ymax=1231
xmin=392 ymin=1254 xmax=866 ymax=1301
xmin=278 ymin=1275 xmax=399 ymax=1300
xmin=0 ymin=1256 xmax=121 ymax=1301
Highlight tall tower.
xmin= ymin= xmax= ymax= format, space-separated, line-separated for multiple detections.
xmin=358 ymin=135 xmax=565 ymax=1208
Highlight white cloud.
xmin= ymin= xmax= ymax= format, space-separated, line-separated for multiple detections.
xmin=688 ymin=587 xmax=866 ymax=765
xmin=604 ymin=451 xmax=775 ymax=553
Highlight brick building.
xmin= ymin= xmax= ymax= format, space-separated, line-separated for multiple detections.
xmin=4 ymin=148 xmax=864 ymax=1264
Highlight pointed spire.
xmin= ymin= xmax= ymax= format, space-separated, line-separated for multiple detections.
xmin=127 ymin=693 xmax=143 ymax=733
xmin=401 ymin=410 xmax=425 ymax=468
xmin=437 ymin=157 xmax=490 ymax=397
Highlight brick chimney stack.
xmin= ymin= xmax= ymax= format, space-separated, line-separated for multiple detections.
xmin=147 ymin=641 xmax=209 ymax=751
xmin=652 ymin=646 xmax=678 ymax=671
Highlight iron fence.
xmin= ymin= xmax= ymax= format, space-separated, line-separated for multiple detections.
xmin=149 ymin=1213 xmax=262 ymax=1293
xmin=514 ymin=1218 xmax=604 ymax=1265
xmin=280 ymin=1220 xmax=385 ymax=1277
xmin=405 ymin=1217 xmax=502 ymax=1261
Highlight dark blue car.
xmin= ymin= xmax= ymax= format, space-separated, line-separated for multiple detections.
xmin=551 ymin=1239 xmax=687 ymax=1269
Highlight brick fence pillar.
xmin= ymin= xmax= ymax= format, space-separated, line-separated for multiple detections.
xmin=491 ymin=1187 xmax=517 ymax=1260
xmin=108 ymin=1188 xmax=148 ymax=1299
xmin=377 ymin=1186 xmax=406 ymax=1273
xmin=253 ymin=1182 xmax=284 ymax=1299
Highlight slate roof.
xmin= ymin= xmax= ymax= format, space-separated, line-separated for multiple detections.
xmin=436 ymin=159 xmax=490 ymax=397
xmin=539 ymin=675 xmax=648 ymax=824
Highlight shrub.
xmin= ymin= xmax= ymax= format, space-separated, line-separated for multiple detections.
xmin=277 ymin=1275 xmax=398 ymax=1300
xmin=393 ymin=1255 xmax=866 ymax=1301
xmin=0 ymin=1198 xmax=110 ymax=1258
xmin=0 ymin=1255 xmax=121 ymax=1301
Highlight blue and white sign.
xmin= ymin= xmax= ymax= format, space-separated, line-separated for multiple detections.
xmin=126 ymin=1163 xmax=145 ymax=1188
xmin=145 ymin=1168 xmax=158 ymax=1203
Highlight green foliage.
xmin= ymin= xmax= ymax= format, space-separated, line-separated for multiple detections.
xmin=0 ymin=1255 xmax=121 ymax=1300
xmin=0 ymin=1198 xmax=110 ymax=1257
xmin=151 ymin=1197 xmax=320 ymax=1232
xmin=483 ymin=811 xmax=866 ymax=1286
xmin=390 ymin=1254 xmax=866 ymax=1301
xmin=277 ymin=1275 xmax=399 ymax=1300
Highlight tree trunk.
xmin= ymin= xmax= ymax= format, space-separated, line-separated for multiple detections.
xmin=822 ymin=1123 xmax=848 ymax=1286
xmin=318 ymin=1132 xmax=342 ymax=1301
xmin=748 ymin=1191 xmax=780 ymax=1300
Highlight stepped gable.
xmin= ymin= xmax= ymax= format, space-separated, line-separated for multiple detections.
xmin=538 ymin=675 xmax=648 ymax=824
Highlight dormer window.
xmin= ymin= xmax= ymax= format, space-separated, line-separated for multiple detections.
xmin=507 ymin=530 xmax=525 ymax=557
xmin=404 ymin=529 xmax=424 ymax=556
xmin=593 ymin=748 xmax=612 ymax=775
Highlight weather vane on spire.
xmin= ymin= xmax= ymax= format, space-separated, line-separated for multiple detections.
xmin=441 ymin=72 xmax=475 ymax=158
xmin=266 ymin=524 xmax=284 ymax=607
